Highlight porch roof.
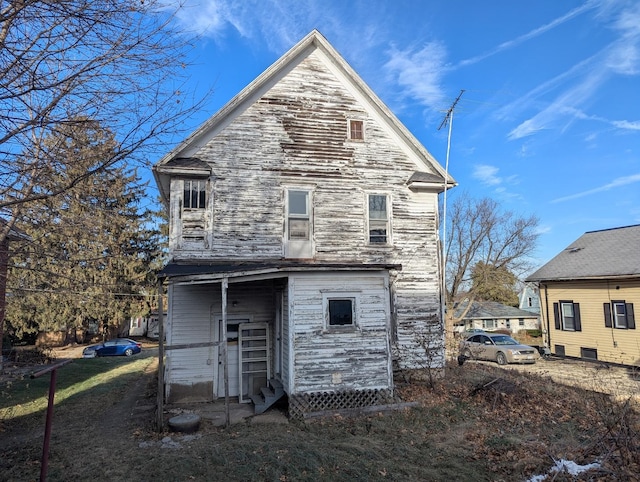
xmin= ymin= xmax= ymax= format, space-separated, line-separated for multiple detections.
xmin=159 ymin=260 xmax=402 ymax=283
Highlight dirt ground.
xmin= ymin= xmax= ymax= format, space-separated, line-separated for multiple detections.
xmin=2 ymin=345 xmax=640 ymax=481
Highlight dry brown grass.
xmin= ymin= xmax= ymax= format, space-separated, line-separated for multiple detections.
xmin=1 ymin=353 xmax=639 ymax=481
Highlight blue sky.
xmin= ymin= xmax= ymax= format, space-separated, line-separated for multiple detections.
xmin=156 ymin=0 xmax=640 ymax=270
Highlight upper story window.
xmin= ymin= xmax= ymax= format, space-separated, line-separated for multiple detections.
xmin=604 ymin=301 xmax=636 ymax=329
xmin=348 ymin=119 xmax=364 ymax=141
xmin=287 ymin=190 xmax=310 ymax=240
xmin=367 ymin=194 xmax=390 ymax=244
xmin=183 ymin=180 xmax=206 ymax=209
xmin=553 ymin=301 xmax=582 ymax=331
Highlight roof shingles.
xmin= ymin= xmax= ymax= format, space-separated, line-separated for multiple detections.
xmin=527 ymin=224 xmax=640 ymax=281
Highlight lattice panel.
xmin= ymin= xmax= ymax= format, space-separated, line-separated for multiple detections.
xmin=289 ymin=389 xmax=393 ymax=419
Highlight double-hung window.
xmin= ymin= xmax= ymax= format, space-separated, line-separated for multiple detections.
xmin=285 ymin=188 xmax=313 ymax=258
xmin=553 ymin=301 xmax=582 ymax=331
xmin=287 ymin=190 xmax=310 ymax=240
xmin=180 ymin=179 xmax=208 ymax=245
xmin=367 ymin=194 xmax=390 ymax=244
xmin=604 ymin=301 xmax=636 ymax=329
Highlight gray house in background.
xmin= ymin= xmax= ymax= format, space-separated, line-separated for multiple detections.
xmin=454 ymin=300 xmax=540 ymax=334
xmin=519 ymin=283 xmax=541 ymax=314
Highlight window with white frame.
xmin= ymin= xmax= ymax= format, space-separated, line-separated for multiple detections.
xmin=367 ymin=194 xmax=390 ymax=244
xmin=180 ymin=178 xmax=209 ymax=245
xmin=561 ymin=302 xmax=575 ymax=330
xmin=348 ymin=119 xmax=364 ymax=140
xmin=604 ymin=300 xmax=636 ymax=330
xmin=287 ymin=189 xmax=310 ymax=240
xmin=553 ymin=300 xmax=582 ymax=331
xmin=323 ymin=293 xmax=358 ymax=330
xmin=482 ymin=319 xmax=495 ymax=329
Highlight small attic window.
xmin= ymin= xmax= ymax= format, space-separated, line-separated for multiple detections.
xmin=348 ymin=120 xmax=364 ymax=140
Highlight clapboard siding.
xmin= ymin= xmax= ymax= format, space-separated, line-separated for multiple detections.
xmin=542 ymin=280 xmax=640 ymax=366
xmin=171 ymin=52 xmax=439 ymax=264
xmin=289 ymin=272 xmax=392 ymax=393
xmin=159 ymin=32 xmax=448 ymax=402
xmin=166 ymin=281 xmax=280 ymax=401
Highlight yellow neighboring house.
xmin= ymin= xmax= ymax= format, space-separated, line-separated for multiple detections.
xmin=527 ymin=225 xmax=640 ymax=366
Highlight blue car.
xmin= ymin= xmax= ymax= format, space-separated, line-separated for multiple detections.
xmin=82 ymin=338 xmax=142 ymax=358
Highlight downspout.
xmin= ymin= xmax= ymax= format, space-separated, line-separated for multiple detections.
xmin=156 ymin=276 xmax=166 ymax=432
xmin=542 ymin=283 xmax=551 ymax=350
xmin=221 ymin=276 xmax=230 ymax=428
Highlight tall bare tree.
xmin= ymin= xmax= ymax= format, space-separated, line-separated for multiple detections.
xmin=0 ymin=0 xmax=203 ymax=242
xmin=443 ymin=193 xmax=539 ymax=343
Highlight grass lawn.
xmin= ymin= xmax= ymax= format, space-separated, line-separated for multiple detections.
xmin=1 ymin=351 xmax=639 ymax=481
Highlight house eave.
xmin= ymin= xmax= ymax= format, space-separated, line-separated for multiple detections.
xmin=159 ymin=261 xmax=403 ymax=285
xmin=527 ymin=274 xmax=640 ymax=283
xmin=407 ymin=180 xmax=457 ymax=193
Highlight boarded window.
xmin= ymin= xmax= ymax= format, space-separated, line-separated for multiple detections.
xmin=368 ymin=194 xmax=389 ymax=244
xmin=349 ymin=120 xmax=364 ymax=140
xmin=581 ymin=347 xmax=598 ymax=360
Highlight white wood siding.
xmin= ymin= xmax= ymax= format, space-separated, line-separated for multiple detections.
xmin=165 ymin=51 xmax=442 ymax=371
xmin=288 ymin=272 xmax=392 ymax=394
xmin=165 ymin=281 xmax=279 ymax=402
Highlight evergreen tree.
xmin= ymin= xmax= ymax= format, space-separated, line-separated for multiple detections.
xmin=6 ymin=122 xmax=163 ymax=340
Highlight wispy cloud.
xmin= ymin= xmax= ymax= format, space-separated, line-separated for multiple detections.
xmin=505 ymin=2 xmax=640 ymax=140
xmin=164 ymin=0 xmax=328 ymax=52
xmin=473 ymin=164 xmax=502 ymax=186
xmin=457 ymin=2 xmax=597 ymax=68
xmin=383 ymin=42 xmax=449 ymax=110
xmin=551 ymin=173 xmax=640 ymax=203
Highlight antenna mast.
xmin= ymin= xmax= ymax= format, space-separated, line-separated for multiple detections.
xmin=438 ymin=89 xmax=464 ymax=336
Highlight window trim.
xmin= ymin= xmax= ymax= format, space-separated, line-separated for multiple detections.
xmin=366 ymin=193 xmax=391 ymax=245
xmin=183 ymin=179 xmax=207 ymax=210
xmin=604 ymin=301 xmax=636 ymax=330
xmin=347 ymin=119 xmax=364 ymax=141
xmin=553 ymin=301 xmax=582 ymax=332
xmin=323 ymin=292 xmax=359 ymax=331
xmin=286 ymin=189 xmax=311 ymax=241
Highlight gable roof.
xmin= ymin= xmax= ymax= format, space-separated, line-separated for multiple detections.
xmin=153 ymin=29 xmax=455 ymax=201
xmin=454 ymin=300 xmax=539 ymax=320
xmin=527 ymin=224 xmax=640 ymax=281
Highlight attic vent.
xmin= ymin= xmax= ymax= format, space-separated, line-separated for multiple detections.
xmin=567 ymin=247 xmax=582 ymax=253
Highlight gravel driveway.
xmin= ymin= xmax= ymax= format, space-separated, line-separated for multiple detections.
xmin=496 ymin=356 xmax=640 ymax=401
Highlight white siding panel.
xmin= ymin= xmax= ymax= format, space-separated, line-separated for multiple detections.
xmin=289 ymin=272 xmax=392 ymax=394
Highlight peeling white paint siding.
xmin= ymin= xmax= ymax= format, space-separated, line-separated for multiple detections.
xmin=167 ymin=51 xmax=443 ymax=374
xmin=289 ymin=272 xmax=393 ymax=394
xmin=166 ymin=281 xmax=280 ymax=401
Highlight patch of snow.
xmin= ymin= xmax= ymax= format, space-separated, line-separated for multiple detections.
xmin=527 ymin=459 xmax=601 ymax=482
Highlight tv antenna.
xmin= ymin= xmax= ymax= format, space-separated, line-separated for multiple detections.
xmin=438 ymin=89 xmax=464 ymax=333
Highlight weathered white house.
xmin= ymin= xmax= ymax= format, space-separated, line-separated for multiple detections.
xmin=153 ymin=30 xmax=454 ymax=416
